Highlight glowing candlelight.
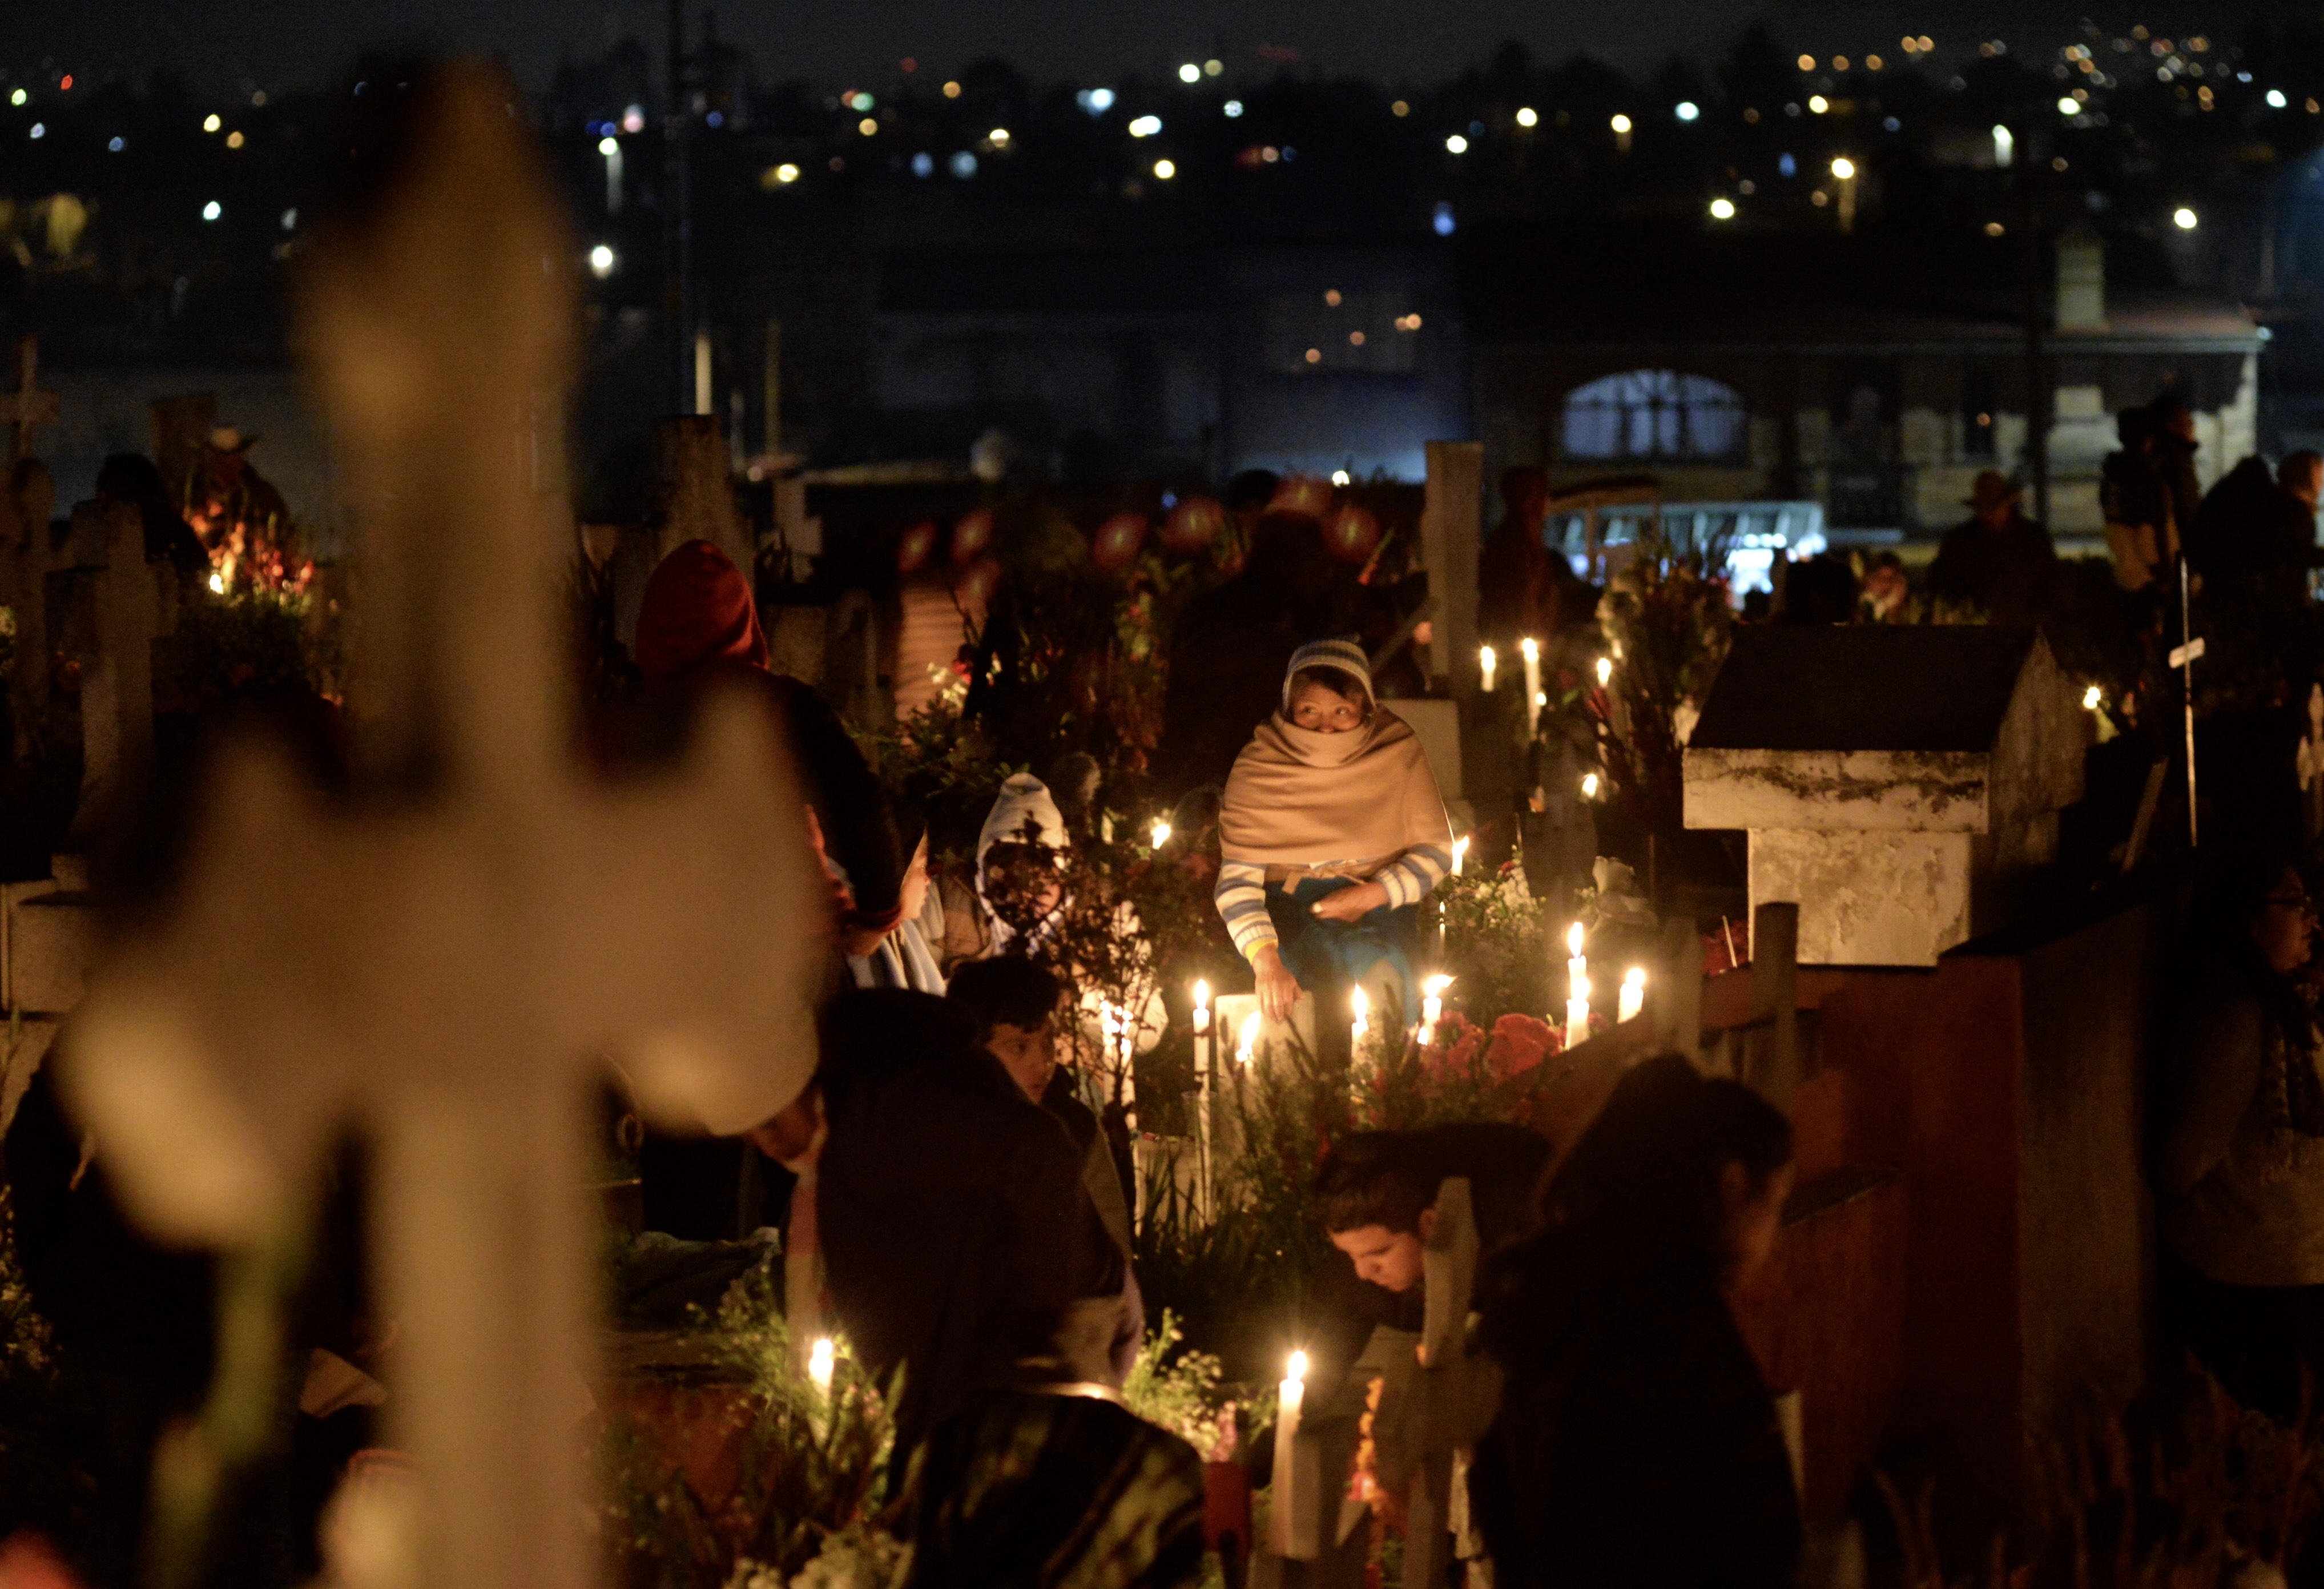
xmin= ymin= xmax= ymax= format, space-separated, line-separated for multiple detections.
xmin=1236 ymin=1011 xmax=1261 ymax=1067
xmin=1520 ymin=636 xmax=1542 ymax=722
xmin=1451 ymin=834 xmax=1469 ymax=876
xmin=1350 ymin=985 xmax=1370 ymax=1051
xmin=1565 ymin=922 xmax=1590 ymax=1047
xmin=1420 ymin=972 xmax=1452 ymax=1038
xmin=1272 ymin=1348 xmax=1310 ymax=1555
xmin=1581 ymin=771 xmax=1600 ymax=800
xmin=1192 ymin=979 xmax=1211 ymax=1035
xmin=808 ymin=1337 xmax=836 ymax=1399
xmin=1150 ymin=817 xmax=1172 ymax=849
xmin=1479 ymin=643 xmax=1497 ymax=692
xmin=1618 ymin=966 xmax=1646 ymax=1024
xmin=1596 ymin=655 xmax=1613 ymax=687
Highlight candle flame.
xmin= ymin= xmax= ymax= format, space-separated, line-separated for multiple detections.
xmin=1350 ymin=986 xmax=1368 ymax=1019
xmin=2081 ymin=683 xmax=2102 ymax=711
xmin=1423 ymin=973 xmax=1453 ymax=997
xmin=1596 ymin=655 xmax=1613 ymax=686
xmin=1150 ymin=818 xmax=1172 ymax=848
xmin=1287 ymin=1349 xmax=1309 ymax=1382
xmin=1479 ymin=643 xmax=1496 ymax=671
xmin=1581 ymin=771 xmax=1600 ymax=799
xmin=1624 ymin=967 xmax=1646 ymax=989
xmin=1451 ymin=834 xmax=1469 ymax=876
xmin=1238 ymin=1011 xmax=1262 ymax=1059
xmin=1520 ymin=636 xmax=1540 ymax=662
xmin=1567 ymin=922 xmax=1584 ymax=957
xmin=1193 ymin=979 xmax=1211 ymax=1008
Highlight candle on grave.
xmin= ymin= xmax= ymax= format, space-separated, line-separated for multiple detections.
xmin=1618 ymin=966 xmax=1646 ymax=1024
xmin=1237 ymin=1011 xmax=1261 ymax=1067
xmin=1350 ymin=985 xmax=1369 ymax=1052
xmin=1192 ymin=979 xmax=1212 ymax=1078
xmin=1150 ymin=816 xmax=1172 ymax=850
xmin=808 ymin=1336 xmax=835 ymax=1399
xmin=1520 ymin=637 xmax=1542 ymax=721
xmin=1272 ymin=1349 xmax=1309 ymax=1554
xmin=1565 ymin=922 xmax=1590 ymax=1047
xmin=1451 ymin=834 xmax=1469 ymax=878
xmin=1478 ymin=643 xmax=1497 ymax=693
xmin=1420 ymin=973 xmax=1451 ymax=1040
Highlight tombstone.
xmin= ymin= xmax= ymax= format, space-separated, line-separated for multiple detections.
xmin=1 ymin=336 xmax=61 ymax=468
xmin=58 ymin=69 xmax=823 ymax=1589
xmin=0 ymin=498 xmax=74 ymax=760
xmin=68 ymin=500 xmax=162 ymax=831
xmin=1682 ymin=627 xmax=2085 ymax=966
xmin=650 ymin=415 xmax=755 ymax=584
xmin=1420 ymin=440 xmax=1481 ymax=691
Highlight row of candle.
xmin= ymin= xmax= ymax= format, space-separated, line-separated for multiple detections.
xmin=1565 ymin=922 xmax=1647 ymax=1046
xmin=1476 ymin=641 xmax=1614 ymax=699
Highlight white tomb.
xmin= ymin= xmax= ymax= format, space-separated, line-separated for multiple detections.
xmin=1683 ymin=627 xmax=2087 ymax=967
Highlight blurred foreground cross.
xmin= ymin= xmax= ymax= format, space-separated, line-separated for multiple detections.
xmin=62 ymin=67 xmax=821 ymax=1589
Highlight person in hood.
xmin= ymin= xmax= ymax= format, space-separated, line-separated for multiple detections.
xmin=609 ymin=540 xmax=905 ymax=1241
xmin=1470 ymin=1056 xmax=1799 ymax=1589
xmin=1216 ymin=639 xmax=1455 ymax=1031
xmin=974 ymin=772 xmax=1074 ymax=955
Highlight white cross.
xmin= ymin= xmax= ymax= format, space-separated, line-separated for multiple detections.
xmin=0 ymin=335 xmax=60 ymax=466
xmin=62 ymin=70 xmax=822 ymax=1589
xmin=2171 ymin=557 xmax=2204 ymax=846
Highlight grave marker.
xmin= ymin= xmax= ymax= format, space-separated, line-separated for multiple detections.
xmin=1 ymin=336 xmax=59 ymax=466
xmin=62 ymin=69 xmax=823 ymax=1589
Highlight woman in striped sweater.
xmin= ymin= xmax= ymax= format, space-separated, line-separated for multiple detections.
xmin=1216 ymin=639 xmax=1456 ymax=1029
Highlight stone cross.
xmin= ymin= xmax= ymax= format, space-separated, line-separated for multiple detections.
xmin=61 ymin=69 xmax=821 ymax=1589
xmin=2168 ymin=556 xmax=2205 ymax=847
xmin=1 ymin=336 xmax=59 ymax=466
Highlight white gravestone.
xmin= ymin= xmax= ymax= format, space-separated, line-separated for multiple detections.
xmin=61 ymin=69 xmax=822 ymax=1589
xmin=1683 ymin=627 xmax=2085 ymax=967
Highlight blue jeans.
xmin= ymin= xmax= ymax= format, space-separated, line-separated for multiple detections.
xmin=1264 ymin=875 xmax=1421 ymax=1027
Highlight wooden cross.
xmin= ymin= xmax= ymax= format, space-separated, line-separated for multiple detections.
xmin=61 ymin=68 xmax=823 ymax=1589
xmin=0 ymin=336 xmax=60 ymax=466
xmin=2168 ymin=556 xmax=2205 ymax=846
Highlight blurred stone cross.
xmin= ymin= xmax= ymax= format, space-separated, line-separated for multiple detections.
xmin=2169 ymin=556 xmax=2205 ymax=846
xmin=63 ymin=67 xmax=821 ymax=1589
xmin=1 ymin=335 xmax=59 ymax=466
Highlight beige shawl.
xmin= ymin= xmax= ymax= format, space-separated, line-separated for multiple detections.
xmin=1219 ymin=709 xmax=1452 ymax=867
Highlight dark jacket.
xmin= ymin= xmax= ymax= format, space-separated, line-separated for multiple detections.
xmin=818 ymin=992 xmax=1122 ymax=1452
xmin=1471 ymin=1276 xmax=1801 ymax=1589
xmin=1928 ymin=512 xmax=2059 ymax=625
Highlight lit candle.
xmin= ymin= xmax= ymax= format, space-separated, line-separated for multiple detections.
xmin=1420 ymin=972 xmax=1451 ymax=1039
xmin=1350 ymin=985 xmax=1370 ymax=1052
xmin=1596 ymin=655 xmax=1613 ymax=687
xmin=808 ymin=1336 xmax=835 ymax=1399
xmin=1479 ymin=643 xmax=1497 ymax=692
xmin=1237 ymin=1011 xmax=1261 ymax=1067
xmin=1520 ymin=637 xmax=1542 ymax=721
xmin=1581 ymin=771 xmax=1600 ymax=800
xmin=1192 ymin=979 xmax=1211 ymax=1084
xmin=1618 ymin=966 xmax=1646 ymax=1024
xmin=1451 ymin=834 xmax=1469 ymax=877
xmin=1150 ymin=817 xmax=1173 ymax=849
xmin=1565 ymin=922 xmax=1590 ymax=1047
xmin=1271 ymin=1349 xmax=1309 ymax=1556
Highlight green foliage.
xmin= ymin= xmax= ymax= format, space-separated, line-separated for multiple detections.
xmin=0 ymin=1181 xmax=91 ymax=1552
xmin=604 ymin=1265 xmax=904 ymax=1589
xmin=1121 ymin=1311 xmax=1227 ymax=1454
xmin=152 ymin=586 xmax=329 ymax=715
xmin=1436 ymin=861 xmax=1557 ymax=1027
xmin=1596 ymin=521 xmax=1734 ymax=834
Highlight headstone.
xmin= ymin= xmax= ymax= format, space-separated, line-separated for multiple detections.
xmin=650 ymin=414 xmax=755 ymax=584
xmin=1683 ymin=629 xmax=2086 ymax=966
xmin=0 ymin=336 xmax=60 ymax=466
xmin=1421 ymin=441 xmax=1481 ymax=690
xmin=0 ymin=484 xmax=76 ymax=758
xmin=59 ymin=69 xmax=823 ymax=1589
xmin=70 ymin=500 xmax=160 ymax=830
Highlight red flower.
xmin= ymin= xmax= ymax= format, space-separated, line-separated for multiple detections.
xmin=1483 ymin=1013 xmax=1556 ymax=1079
xmin=1090 ymin=512 xmax=1149 ymax=573
xmin=897 ymin=521 xmax=940 ymax=574
xmin=952 ymin=508 xmax=995 ymax=564
xmin=1160 ymin=496 xmax=1225 ymax=553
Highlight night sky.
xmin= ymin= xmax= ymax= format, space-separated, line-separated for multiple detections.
xmin=17 ymin=0 xmax=2323 ymax=93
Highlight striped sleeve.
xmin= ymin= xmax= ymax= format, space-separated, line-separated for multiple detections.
xmin=1374 ymin=844 xmax=1453 ymax=909
xmin=1214 ymin=859 xmax=1279 ymax=962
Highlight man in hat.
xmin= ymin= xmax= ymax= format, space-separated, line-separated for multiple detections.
xmin=1928 ymin=469 xmax=2059 ymax=626
xmin=188 ymin=425 xmax=299 ymax=589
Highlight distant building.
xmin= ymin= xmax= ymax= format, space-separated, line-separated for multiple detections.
xmin=1467 ymin=228 xmax=2262 ymax=538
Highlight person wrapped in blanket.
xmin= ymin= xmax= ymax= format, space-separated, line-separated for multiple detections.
xmin=1215 ymin=639 xmax=1455 ymax=1037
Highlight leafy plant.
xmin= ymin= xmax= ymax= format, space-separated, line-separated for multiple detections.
xmin=1121 ymin=1311 xmax=1227 ymax=1454
xmin=1594 ymin=520 xmax=1734 ymax=836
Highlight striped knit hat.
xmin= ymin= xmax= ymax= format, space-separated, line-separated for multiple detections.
xmin=1282 ymin=637 xmax=1375 ymax=712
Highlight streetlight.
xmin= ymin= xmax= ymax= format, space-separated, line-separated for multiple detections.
xmin=598 ymin=135 xmax=623 ymax=214
xmin=1610 ymin=112 xmax=1633 ymax=152
xmin=2056 ymin=95 xmax=2080 ymax=116
xmin=588 ymin=243 xmax=617 ymax=279
xmin=2173 ymin=206 xmax=2198 ymax=230
xmin=1709 ymin=196 xmax=1737 ymax=219
xmin=1445 ymin=132 xmax=1469 ymax=154
xmin=1831 ymin=156 xmax=1858 ymax=232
